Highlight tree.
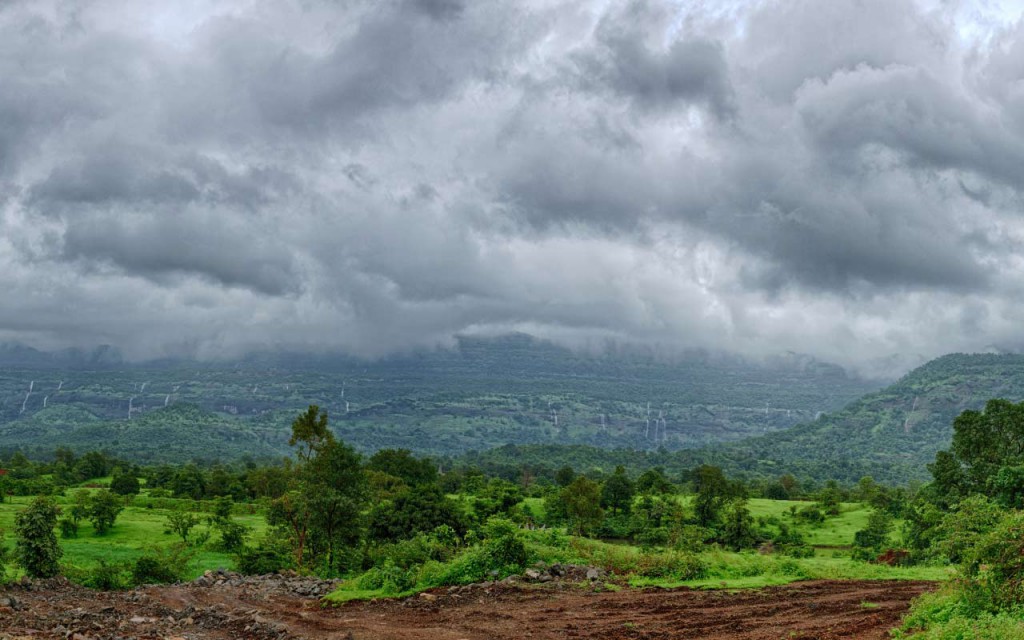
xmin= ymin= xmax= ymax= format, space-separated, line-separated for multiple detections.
xmin=853 ymin=508 xmax=893 ymax=558
xmin=946 ymin=399 xmax=1024 ymax=493
xmin=719 ymin=498 xmax=757 ymax=550
xmin=208 ymin=496 xmax=249 ymax=553
xmin=14 ymin=496 xmax=62 ymax=578
xmin=167 ymin=509 xmax=202 ymax=545
xmin=601 ymin=466 xmax=635 ymax=515
xmin=636 ymin=467 xmax=673 ymax=495
xmin=368 ymin=484 xmax=466 ymax=542
xmin=560 ymin=476 xmax=604 ymax=536
xmin=171 ymin=464 xmax=206 ymax=500
xmin=815 ymin=481 xmax=843 ymax=516
xmin=268 ymin=491 xmax=312 ymax=568
xmin=555 ymin=466 xmax=576 ymax=487
xmin=289 ymin=405 xmax=333 ymax=461
xmin=302 ymin=439 xmax=367 ymax=572
xmin=110 ymin=469 xmax=141 ymax=496
xmin=68 ymin=490 xmax=91 ymax=526
xmin=367 ymin=449 xmax=437 ymax=487
xmin=271 ymin=407 xmax=369 ymax=572
xmin=693 ymin=465 xmax=731 ymax=527
xmin=87 ymin=490 xmax=124 ymax=535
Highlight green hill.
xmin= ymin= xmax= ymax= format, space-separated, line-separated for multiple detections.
xmin=458 ymin=354 xmax=1024 ymax=485
xmin=0 ymin=334 xmax=877 ymax=461
xmin=717 ymin=353 xmax=1024 ymax=483
xmin=0 ymin=404 xmax=290 ymax=463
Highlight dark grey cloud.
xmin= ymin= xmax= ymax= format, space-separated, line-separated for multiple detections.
xmin=2 ymin=0 xmax=1024 ymax=376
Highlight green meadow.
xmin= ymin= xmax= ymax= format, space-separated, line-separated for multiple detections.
xmin=0 ymin=491 xmax=268 ymax=579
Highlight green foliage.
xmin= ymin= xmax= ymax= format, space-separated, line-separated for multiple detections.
xmin=288 ymin=405 xmax=333 ymax=461
xmin=109 ymin=469 xmax=140 ymax=496
xmin=895 ymin=588 xmax=1024 ymax=640
xmin=471 ymin=479 xmax=524 ymax=520
xmin=0 ymin=530 xmax=9 ymax=581
xmin=132 ymin=544 xmax=194 ymax=584
xmin=166 ymin=509 xmax=203 ymax=545
xmin=693 ymin=465 xmax=732 ymax=527
xmin=367 ymin=449 xmax=437 ymax=487
xmin=87 ymin=490 xmax=124 ymax=535
xmin=368 ymin=485 xmax=466 ymax=542
xmin=14 ymin=496 xmax=62 ymax=578
xmin=851 ymin=508 xmax=893 ymax=560
xmin=931 ymin=496 xmax=1003 ymax=565
xmin=958 ymin=510 xmax=1024 ymax=612
xmin=59 ymin=517 xmax=78 ymax=539
xmin=560 ymin=476 xmax=603 ymax=536
xmin=635 ymin=467 xmax=673 ymax=495
xmin=235 ymin=535 xmax=294 ymax=575
xmin=718 ymin=499 xmax=758 ymax=551
xmin=68 ymin=559 xmax=130 ymax=590
xmin=600 ymin=466 xmax=635 ymax=515
xmin=481 ymin=517 xmax=527 ymax=571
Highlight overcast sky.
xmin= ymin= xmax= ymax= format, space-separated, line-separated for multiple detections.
xmin=1 ymin=0 xmax=1023 ymax=376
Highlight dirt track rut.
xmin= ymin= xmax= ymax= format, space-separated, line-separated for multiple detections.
xmin=0 ymin=578 xmax=935 ymax=639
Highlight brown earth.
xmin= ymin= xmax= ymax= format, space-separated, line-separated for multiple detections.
xmin=0 ymin=577 xmax=935 ymax=640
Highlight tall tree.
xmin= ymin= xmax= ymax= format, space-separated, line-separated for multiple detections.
xmin=14 ymin=497 xmax=62 ymax=578
xmin=601 ymin=465 xmax=635 ymax=515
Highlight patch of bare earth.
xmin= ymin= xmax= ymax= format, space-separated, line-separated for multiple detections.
xmin=0 ymin=576 xmax=935 ymax=640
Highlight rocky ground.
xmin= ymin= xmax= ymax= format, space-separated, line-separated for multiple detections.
xmin=0 ymin=569 xmax=935 ymax=640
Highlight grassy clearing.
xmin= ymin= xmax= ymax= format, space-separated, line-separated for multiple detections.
xmin=0 ymin=493 xmax=268 ymax=579
xmin=327 ymin=527 xmax=950 ymax=603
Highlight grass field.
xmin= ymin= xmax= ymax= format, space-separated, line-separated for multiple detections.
xmin=0 ymin=493 xmax=268 ymax=579
xmin=2 ymin=491 xmax=931 ymax=590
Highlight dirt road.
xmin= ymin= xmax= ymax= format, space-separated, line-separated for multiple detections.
xmin=0 ymin=577 xmax=934 ymax=640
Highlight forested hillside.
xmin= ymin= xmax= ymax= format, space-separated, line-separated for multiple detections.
xmin=0 ymin=335 xmax=876 ymax=462
xmin=719 ymin=353 xmax=1024 ymax=482
xmin=462 ymin=354 xmax=1024 ymax=485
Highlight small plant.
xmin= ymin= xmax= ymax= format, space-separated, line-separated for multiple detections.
xmin=166 ymin=509 xmax=202 ymax=545
xmin=132 ymin=544 xmax=195 ymax=585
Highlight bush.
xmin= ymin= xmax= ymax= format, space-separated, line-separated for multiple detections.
xmin=132 ymin=545 xmax=194 ymax=585
xmin=14 ymin=496 xmax=62 ymax=578
xmin=235 ymin=536 xmax=293 ymax=575
xmin=482 ymin=518 xmax=527 ymax=571
xmin=86 ymin=560 xmax=130 ymax=590
xmin=634 ymin=551 xmax=707 ymax=580
xmin=59 ymin=518 xmax=78 ymax=539
xmin=64 ymin=559 xmax=130 ymax=590
xmin=959 ymin=511 xmax=1024 ymax=612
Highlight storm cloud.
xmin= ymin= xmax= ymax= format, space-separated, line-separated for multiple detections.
xmin=2 ymin=0 xmax=1024 ymax=376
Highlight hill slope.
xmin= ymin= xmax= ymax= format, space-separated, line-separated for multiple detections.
xmin=459 ymin=354 xmax=1024 ymax=485
xmin=719 ymin=353 xmax=1024 ymax=483
xmin=0 ymin=335 xmax=877 ymax=461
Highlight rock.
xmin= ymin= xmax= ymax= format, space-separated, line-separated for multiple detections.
xmin=0 ymin=595 xmax=18 ymax=608
xmin=586 ymin=568 xmax=601 ymax=581
xmin=419 ymin=592 xmax=436 ymax=601
xmin=524 ymin=569 xmax=541 ymax=580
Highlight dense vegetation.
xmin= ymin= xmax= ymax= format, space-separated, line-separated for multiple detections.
xmin=0 ymin=335 xmax=875 ymax=462
xmin=461 ymin=353 xmax=1024 ymax=485
xmin=0 ymin=405 xmax=945 ymax=594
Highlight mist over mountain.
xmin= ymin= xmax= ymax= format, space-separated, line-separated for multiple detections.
xmin=0 ymin=334 xmax=878 ymax=463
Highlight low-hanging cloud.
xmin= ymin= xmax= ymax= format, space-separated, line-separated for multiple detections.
xmin=2 ymin=0 xmax=1024 ymax=377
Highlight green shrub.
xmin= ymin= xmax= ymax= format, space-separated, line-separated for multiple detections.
xmin=14 ymin=496 xmax=62 ymax=578
xmin=131 ymin=545 xmax=193 ymax=585
xmin=634 ymin=551 xmax=707 ymax=580
xmin=481 ymin=518 xmax=527 ymax=571
xmin=65 ymin=560 xmax=130 ymax=590
xmin=58 ymin=518 xmax=78 ymax=539
xmin=235 ymin=536 xmax=293 ymax=575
